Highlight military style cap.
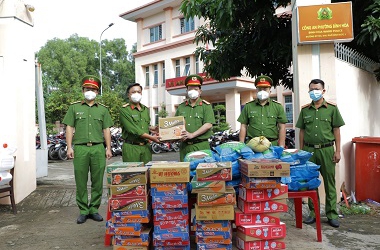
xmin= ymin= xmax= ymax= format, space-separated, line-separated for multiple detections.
xmin=255 ymin=75 xmax=273 ymax=88
xmin=82 ymin=75 xmax=101 ymax=90
xmin=185 ymin=74 xmax=203 ymax=87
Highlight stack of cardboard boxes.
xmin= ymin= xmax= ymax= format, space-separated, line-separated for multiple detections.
xmin=192 ymin=162 xmax=235 ymax=250
xmin=149 ymin=162 xmax=191 ymax=249
xmin=105 ymin=162 xmax=151 ymax=250
xmin=235 ymin=159 xmax=290 ymax=250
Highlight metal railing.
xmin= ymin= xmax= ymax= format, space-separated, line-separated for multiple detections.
xmin=334 ymin=43 xmax=379 ymax=73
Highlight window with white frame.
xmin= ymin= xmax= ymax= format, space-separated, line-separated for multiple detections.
xmin=145 ymin=66 xmax=150 ymax=87
xmin=180 ymin=17 xmax=195 ymax=34
xmin=183 ymin=57 xmax=190 ymax=76
xmin=153 ymin=64 xmax=158 ymax=86
xmin=154 ymin=107 xmax=159 ymax=125
xmin=150 ymin=25 xmax=162 ymax=43
xmin=162 ymin=62 xmax=165 ymax=84
xmin=195 ymin=56 xmax=200 ymax=74
xmin=284 ymin=95 xmax=293 ymax=123
xmin=175 ymin=59 xmax=180 ymax=77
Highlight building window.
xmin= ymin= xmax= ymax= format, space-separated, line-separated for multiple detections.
xmin=195 ymin=56 xmax=200 ymax=74
xmin=162 ymin=62 xmax=165 ymax=84
xmin=153 ymin=64 xmax=158 ymax=86
xmin=150 ymin=25 xmax=162 ymax=43
xmin=175 ymin=59 xmax=180 ymax=77
xmin=154 ymin=107 xmax=159 ymax=125
xmin=180 ymin=17 xmax=195 ymax=34
xmin=284 ymin=95 xmax=293 ymax=123
xmin=183 ymin=57 xmax=190 ymax=76
xmin=145 ymin=66 xmax=150 ymax=87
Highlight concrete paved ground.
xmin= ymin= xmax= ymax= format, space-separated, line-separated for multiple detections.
xmin=0 ymin=152 xmax=379 ymax=249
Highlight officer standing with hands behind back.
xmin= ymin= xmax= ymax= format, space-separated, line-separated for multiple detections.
xmin=63 ymin=75 xmax=113 ymax=224
xmin=296 ymin=78 xmax=345 ymax=228
xmin=238 ymin=75 xmax=288 ymax=147
xmin=175 ymin=74 xmax=215 ymax=161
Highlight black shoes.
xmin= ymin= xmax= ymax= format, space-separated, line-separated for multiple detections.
xmin=76 ymin=214 xmax=88 ymax=224
xmin=89 ymin=213 xmax=103 ymax=222
xmin=328 ymin=219 xmax=340 ymax=228
xmin=303 ymin=216 xmax=316 ymax=224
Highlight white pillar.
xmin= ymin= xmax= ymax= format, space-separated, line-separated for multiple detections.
xmin=225 ymin=90 xmax=241 ymax=131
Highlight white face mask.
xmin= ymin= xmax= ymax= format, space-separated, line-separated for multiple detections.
xmin=257 ymin=90 xmax=269 ymax=101
xmin=130 ymin=93 xmax=142 ymax=103
xmin=188 ymin=90 xmax=200 ymax=100
xmin=84 ymin=91 xmax=96 ymax=101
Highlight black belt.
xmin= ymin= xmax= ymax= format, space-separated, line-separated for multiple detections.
xmin=304 ymin=141 xmax=334 ymax=149
xmin=247 ymin=137 xmax=277 ymax=142
xmin=76 ymin=142 xmax=102 ymax=147
xmin=184 ymin=139 xmax=208 ymax=145
xmin=125 ymin=140 xmax=147 ymax=146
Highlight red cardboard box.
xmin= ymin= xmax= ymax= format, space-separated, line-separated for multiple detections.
xmin=236 ymin=236 xmax=286 ymax=250
xmin=238 ymin=198 xmax=288 ymax=214
xmin=240 ymin=174 xmax=282 ymax=189
xmin=239 ymin=185 xmax=288 ymax=202
xmin=237 ymin=223 xmax=286 ymax=240
xmin=235 ymin=208 xmax=281 ymax=226
xmin=109 ymin=196 xmax=148 ymax=212
xmin=110 ymin=184 xmax=147 ymax=198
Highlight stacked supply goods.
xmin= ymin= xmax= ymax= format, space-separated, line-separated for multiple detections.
xmin=192 ymin=162 xmax=235 ymax=250
xmin=106 ymin=163 xmax=151 ymax=250
xmin=280 ymin=149 xmax=321 ymax=191
xmin=150 ymin=162 xmax=191 ymax=249
xmin=236 ymin=159 xmax=289 ymax=250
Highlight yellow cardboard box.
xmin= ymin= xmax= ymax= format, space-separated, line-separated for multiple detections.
xmin=150 ymin=162 xmax=190 ymax=183
xmin=195 ymin=204 xmax=235 ymax=220
xmin=197 ymin=186 xmax=236 ymax=206
xmin=158 ymin=116 xmax=185 ymax=141
xmin=111 ymin=167 xmax=148 ymax=185
xmin=196 ymin=162 xmax=232 ymax=181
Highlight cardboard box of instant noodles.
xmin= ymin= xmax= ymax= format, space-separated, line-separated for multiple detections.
xmin=158 ymin=116 xmax=185 ymax=141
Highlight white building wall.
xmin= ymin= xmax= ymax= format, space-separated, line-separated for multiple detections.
xmin=0 ymin=1 xmax=37 ymax=204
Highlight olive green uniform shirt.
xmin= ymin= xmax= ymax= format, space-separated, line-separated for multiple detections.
xmin=295 ymin=99 xmax=345 ymax=143
xmin=175 ymin=98 xmax=215 ymax=140
xmin=63 ymin=101 xmax=114 ymax=143
xmin=119 ymin=103 xmax=151 ymax=143
xmin=238 ymin=99 xmax=288 ymax=139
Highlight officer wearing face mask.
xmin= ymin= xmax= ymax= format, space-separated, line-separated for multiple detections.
xmin=238 ymin=75 xmax=288 ymax=146
xmin=119 ymin=83 xmax=161 ymax=164
xmin=296 ymin=79 xmax=345 ymax=228
xmin=63 ymin=75 xmax=114 ymax=224
xmin=175 ymin=74 xmax=215 ymax=161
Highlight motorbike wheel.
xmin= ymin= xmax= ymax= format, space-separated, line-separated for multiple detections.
xmin=172 ymin=142 xmax=180 ymax=152
xmin=48 ymin=145 xmax=59 ymax=160
xmin=58 ymin=147 xmax=68 ymax=161
xmin=151 ymin=143 xmax=162 ymax=154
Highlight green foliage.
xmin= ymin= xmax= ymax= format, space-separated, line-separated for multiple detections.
xmin=212 ymin=104 xmax=229 ymax=132
xmin=180 ymin=0 xmax=293 ymax=89
xmin=158 ymin=103 xmax=169 ymax=118
xmin=36 ymin=35 xmax=135 ymax=126
xmin=339 ymin=203 xmax=371 ymax=215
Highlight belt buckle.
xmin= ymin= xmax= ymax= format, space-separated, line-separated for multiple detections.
xmin=314 ymin=144 xmax=321 ymax=149
xmin=138 ymin=142 xmax=144 ymax=146
xmin=187 ymin=141 xmax=194 ymax=145
xmin=86 ymin=142 xmax=93 ymax=147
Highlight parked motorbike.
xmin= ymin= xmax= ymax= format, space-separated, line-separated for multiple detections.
xmin=48 ymin=139 xmax=67 ymax=161
xmin=151 ymin=141 xmax=180 ymax=154
xmin=111 ymin=133 xmax=123 ymax=156
xmin=209 ymin=129 xmax=240 ymax=149
xmin=285 ymin=129 xmax=295 ymax=149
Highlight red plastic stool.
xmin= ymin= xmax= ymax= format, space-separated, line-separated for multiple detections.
xmin=288 ymin=190 xmax=322 ymax=242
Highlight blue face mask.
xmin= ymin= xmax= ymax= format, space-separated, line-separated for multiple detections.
xmin=309 ymin=90 xmax=323 ymax=101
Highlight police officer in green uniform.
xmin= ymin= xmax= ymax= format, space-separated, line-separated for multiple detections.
xmin=296 ymin=78 xmax=345 ymax=228
xmin=175 ymin=74 xmax=215 ymax=161
xmin=119 ymin=83 xmax=160 ymax=164
xmin=63 ymin=75 xmax=113 ymax=224
xmin=238 ymin=75 xmax=288 ymax=147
